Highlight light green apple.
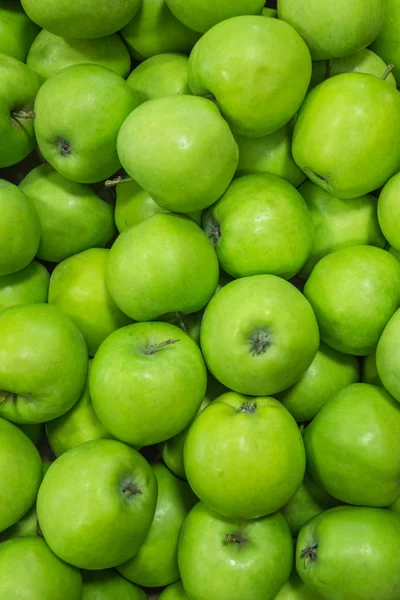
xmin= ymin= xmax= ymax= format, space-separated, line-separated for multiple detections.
xmin=304 ymin=383 xmax=400 ymax=506
xmin=299 ymin=180 xmax=385 ymax=277
xmin=0 ymin=303 xmax=88 ymax=424
xmin=362 ymin=350 xmax=383 ymax=387
xmin=37 ymin=439 xmax=158 ymax=569
xmin=165 ymin=0 xmax=264 ymax=32
xmin=117 ymin=95 xmax=238 ymax=213
xmin=159 ymin=582 xmax=188 ymax=600
xmin=275 ymin=571 xmax=325 ymax=600
xmin=90 ymin=321 xmax=207 ymax=447
xmin=46 ymin=361 xmax=112 ymax=457
xmin=27 ymin=30 xmax=131 ymax=81
xmin=178 ymin=502 xmax=293 ymax=600
xmin=34 ymin=64 xmax=138 ymax=184
xmin=118 ymin=464 xmax=197 ymax=587
xmin=0 ymin=0 xmax=40 ymax=62
xmin=0 ymin=537 xmax=82 ymax=600
xmin=82 ymin=570 xmax=146 ymax=600
xmin=235 ymin=123 xmax=307 ymax=187
xmin=0 ymin=180 xmax=40 ymax=275
xmin=377 ymin=307 xmax=400 ymax=401
xmin=293 ymin=73 xmax=400 ymax=199
xmin=278 ymin=0 xmax=385 ymax=60
xmin=304 ymin=245 xmax=400 ymax=355
xmin=0 ymin=418 xmax=42 ymax=532
xmin=121 ymin=0 xmax=200 ymax=61
xmin=297 ymin=506 xmax=400 ymax=600
xmin=21 ymin=0 xmax=141 ymax=39
xmin=0 ymin=261 xmax=49 ymax=311
xmin=188 ymin=16 xmax=311 ymax=138
xmin=200 ymin=275 xmax=319 ymax=396
xmin=0 ymin=53 xmax=41 ymax=168
xmin=20 ymin=164 xmax=115 ymax=262
xmin=48 ymin=249 xmax=131 ymax=355
xmin=202 ymin=174 xmax=313 ymax=279
xmin=378 ymin=172 xmax=400 ymax=251
xmin=106 ymin=214 xmax=219 ymax=321
xmin=127 ymin=53 xmax=190 ymax=104
xmin=278 ymin=342 xmax=359 ymax=422
xmin=185 ymin=392 xmax=305 ymax=519
xmin=372 ymin=0 xmax=400 ymax=84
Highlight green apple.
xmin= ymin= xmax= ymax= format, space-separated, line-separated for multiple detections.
xmin=304 ymin=246 xmax=400 ymax=355
xmin=106 ymin=214 xmax=219 ymax=321
xmin=82 ymin=570 xmax=146 ymax=600
xmin=299 ymin=180 xmax=385 ymax=277
xmin=304 ymin=383 xmax=400 ymax=506
xmin=293 ymin=73 xmax=400 ymax=199
xmin=275 ymin=571 xmax=325 ymax=600
xmin=185 ymin=392 xmax=305 ymax=519
xmin=188 ymin=16 xmax=311 ymax=137
xmin=362 ymin=350 xmax=383 ymax=387
xmin=121 ymin=0 xmax=200 ymax=61
xmin=0 ymin=261 xmax=49 ymax=311
xmin=165 ymin=0 xmax=264 ymax=32
xmin=37 ymin=439 xmax=157 ymax=569
xmin=0 ymin=303 xmax=88 ymax=424
xmin=21 ymin=0 xmax=141 ymax=39
xmin=278 ymin=342 xmax=359 ymax=422
xmin=0 ymin=180 xmax=40 ymax=275
xmin=278 ymin=0 xmax=385 ymax=60
xmin=34 ymin=64 xmax=138 ymax=184
xmin=27 ymin=30 xmax=131 ymax=81
xmin=117 ymin=95 xmax=238 ymax=212
xmin=90 ymin=321 xmax=207 ymax=447
xmin=202 ymin=174 xmax=313 ymax=279
xmin=0 ymin=417 xmax=41 ymax=532
xmin=127 ymin=53 xmax=190 ymax=105
xmin=297 ymin=506 xmax=400 ymax=600
xmin=118 ymin=464 xmax=197 ymax=586
xmin=0 ymin=0 xmax=40 ymax=62
xmin=378 ymin=172 xmax=400 ymax=251
xmin=159 ymin=582 xmax=188 ymax=600
xmin=200 ymin=275 xmax=319 ymax=396
xmin=377 ymin=307 xmax=400 ymax=401
xmin=46 ymin=361 xmax=112 ymax=457
xmin=19 ymin=164 xmax=115 ymax=262
xmin=0 ymin=537 xmax=82 ymax=600
xmin=263 ymin=7 xmax=278 ymax=17
xmin=48 ymin=249 xmax=131 ymax=356
xmin=0 ymin=53 xmax=40 ymax=168
xmin=372 ymin=0 xmax=400 ymax=84
xmin=235 ymin=123 xmax=307 ymax=187
xmin=178 ymin=502 xmax=293 ymax=600
xmin=390 ymin=245 xmax=400 ymax=262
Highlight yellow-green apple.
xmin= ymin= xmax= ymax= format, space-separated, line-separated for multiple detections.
xmin=377 ymin=307 xmax=400 ymax=401
xmin=165 ymin=0 xmax=264 ymax=32
xmin=159 ymin=582 xmax=188 ymax=600
xmin=372 ymin=0 xmax=400 ymax=84
xmin=0 ymin=261 xmax=49 ymax=311
xmin=82 ymin=570 xmax=146 ymax=600
xmin=127 ymin=53 xmax=190 ymax=104
xmin=0 ymin=0 xmax=39 ymax=61
xmin=362 ymin=350 xmax=383 ymax=387
xmin=378 ymin=172 xmax=400 ymax=251
xmin=275 ymin=571 xmax=325 ymax=600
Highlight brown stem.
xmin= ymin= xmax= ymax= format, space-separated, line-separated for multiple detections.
xmin=381 ymin=64 xmax=394 ymax=80
xmin=105 ymin=176 xmax=134 ymax=188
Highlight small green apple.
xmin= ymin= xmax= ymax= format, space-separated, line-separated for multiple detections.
xmin=378 ymin=172 xmax=400 ymax=251
xmin=34 ymin=64 xmax=138 ymax=184
xmin=178 ymin=502 xmax=293 ymax=600
xmin=127 ymin=53 xmax=190 ymax=104
xmin=27 ymin=30 xmax=131 ymax=81
xmin=82 ymin=570 xmax=146 ymax=600
xmin=371 ymin=0 xmax=400 ymax=84
xmin=20 ymin=164 xmax=115 ymax=262
xmin=117 ymin=95 xmax=238 ymax=213
xmin=263 ymin=7 xmax=278 ymax=17
xmin=165 ymin=0 xmax=264 ymax=32
xmin=0 ymin=303 xmax=88 ymax=424
xmin=0 ymin=261 xmax=49 ymax=311
xmin=159 ymin=582 xmax=188 ymax=600
xmin=377 ymin=307 xmax=400 ymax=401
xmin=0 ymin=0 xmax=40 ymax=62
xmin=362 ymin=350 xmax=383 ymax=387
xmin=37 ymin=439 xmax=158 ymax=569
xmin=304 ymin=246 xmax=400 ymax=355
xmin=275 ymin=571 xmax=325 ymax=600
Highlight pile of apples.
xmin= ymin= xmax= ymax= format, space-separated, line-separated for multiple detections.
xmin=3 ymin=0 xmax=400 ymax=599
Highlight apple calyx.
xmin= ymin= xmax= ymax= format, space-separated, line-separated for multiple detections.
xmin=300 ymin=541 xmax=318 ymax=563
xmin=238 ymin=401 xmax=257 ymax=414
xmin=0 ymin=390 xmax=17 ymax=405
xmin=11 ymin=109 xmax=35 ymax=121
xmin=56 ymin=137 xmax=72 ymax=157
xmin=250 ymin=328 xmax=272 ymax=356
xmin=104 ymin=175 xmax=134 ymax=188
xmin=381 ymin=64 xmax=395 ymax=80
xmin=120 ymin=478 xmax=142 ymax=499
xmin=225 ymin=532 xmax=248 ymax=548
xmin=205 ymin=218 xmax=221 ymax=247
xmin=143 ymin=338 xmax=180 ymax=355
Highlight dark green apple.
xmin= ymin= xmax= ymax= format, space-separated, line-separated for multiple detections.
xmin=0 ymin=261 xmax=49 ymax=311
xmin=127 ymin=53 xmax=190 ymax=104
xmin=0 ymin=0 xmax=39 ymax=61
xmin=165 ymin=0 xmax=264 ymax=32
xmin=82 ymin=570 xmax=146 ymax=600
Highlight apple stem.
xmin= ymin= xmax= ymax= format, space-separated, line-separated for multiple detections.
xmin=11 ymin=110 xmax=35 ymax=120
xmin=105 ymin=176 xmax=134 ymax=188
xmin=143 ymin=338 xmax=180 ymax=355
xmin=381 ymin=64 xmax=395 ymax=80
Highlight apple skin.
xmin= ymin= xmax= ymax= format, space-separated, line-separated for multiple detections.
xmin=202 ymin=174 xmax=313 ymax=279
xmin=21 ymin=0 xmax=141 ymax=39
xmin=27 ymin=30 xmax=131 ymax=81
xmin=278 ymin=0 xmax=385 ymax=60
xmin=372 ymin=0 xmax=400 ymax=84
xmin=0 ymin=304 xmax=88 ymax=424
xmin=297 ymin=506 xmax=400 ymax=600
xmin=106 ymin=214 xmax=219 ymax=321
xmin=263 ymin=7 xmax=278 ymax=17
xmin=34 ymin=64 xmax=138 ymax=184
xmin=48 ymin=249 xmax=131 ymax=356
xmin=37 ymin=439 xmax=158 ymax=569
xmin=165 ymin=0 xmax=264 ymax=32
xmin=275 ymin=571 xmax=325 ymax=600
xmin=304 ymin=245 xmax=400 ymax=355
xmin=378 ymin=172 xmax=400 ymax=251
xmin=121 ymin=0 xmax=200 ymax=61
xmin=200 ymin=275 xmax=319 ymax=396
xmin=117 ymin=464 xmax=197 ymax=587
xmin=128 ymin=53 xmax=190 ymax=105
xmin=293 ymin=73 xmax=400 ymax=199
xmin=0 ymin=537 xmax=82 ymax=600
xmin=362 ymin=350 xmax=383 ymax=387
xmin=278 ymin=342 xmax=359 ymax=423
xmin=0 ymin=261 xmax=49 ymax=311
xmin=304 ymin=383 xmax=400 ymax=506
xmin=19 ymin=164 xmax=115 ymax=262
xmin=90 ymin=321 xmax=207 ymax=447
xmin=82 ymin=570 xmax=146 ymax=600
xmin=117 ymin=95 xmax=238 ymax=213
xmin=0 ymin=53 xmax=40 ymax=168
xmin=159 ymin=582 xmax=188 ymax=600
xmin=0 ymin=0 xmax=40 ymax=62
xmin=178 ymin=501 xmax=293 ymax=600
xmin=188 ymin=16 xmax=311 ymax=138
xmin=377 ymin=307 xmax=400 ymax=402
